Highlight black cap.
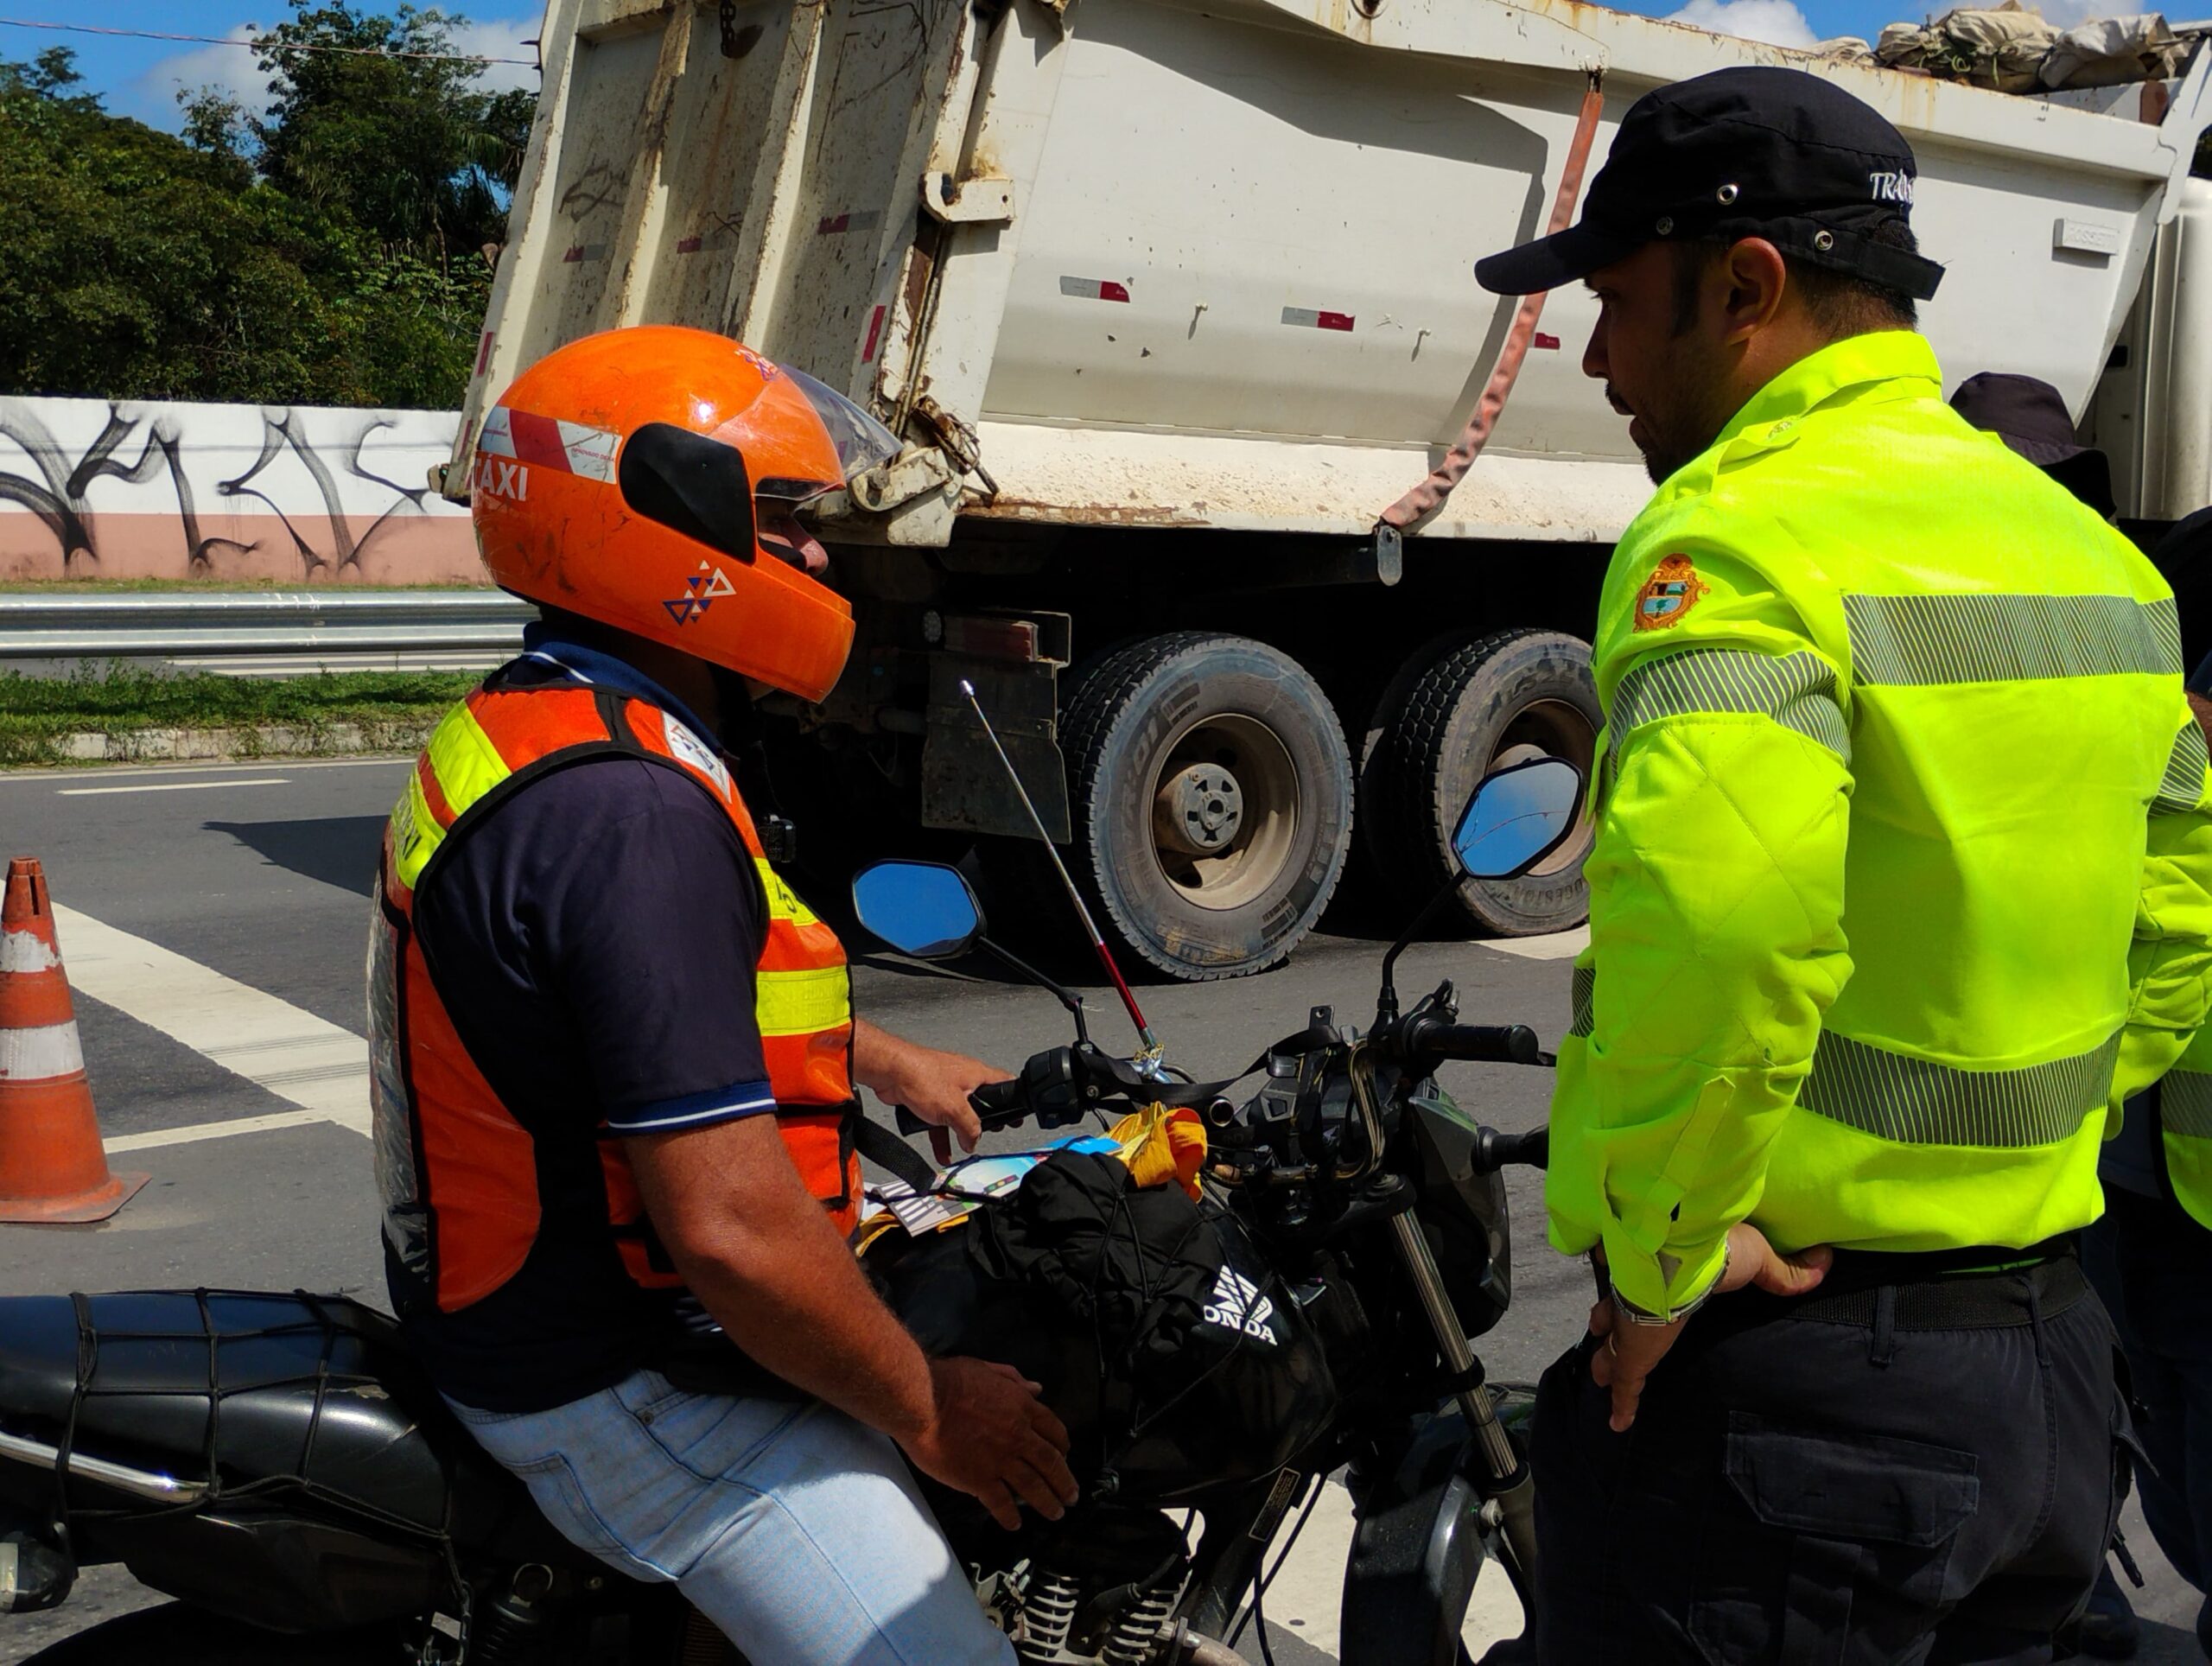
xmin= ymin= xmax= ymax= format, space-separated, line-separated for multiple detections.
xmin=1948 ymin=372 xmax=2113 ymax=517
xmin=1476 ymin=67 xmax=1944 ymax=302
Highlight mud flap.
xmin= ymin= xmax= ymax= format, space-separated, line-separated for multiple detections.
xmin=1339 ymin=1417 xmax=1486 ymax=1666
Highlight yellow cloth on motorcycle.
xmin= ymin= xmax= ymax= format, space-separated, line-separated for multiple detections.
xmin=1548 ymin=330 xmax=2212 ymax=1319
xmin=1106 ymin=1103 xmax=1208 ymax=1200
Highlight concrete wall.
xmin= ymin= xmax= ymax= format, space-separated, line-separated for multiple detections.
xmin=0 ymin=397 xmax=483 ymax=585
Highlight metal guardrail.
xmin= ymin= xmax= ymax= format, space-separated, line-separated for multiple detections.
xmin=0 ymin=591 xmax=536 ymax=660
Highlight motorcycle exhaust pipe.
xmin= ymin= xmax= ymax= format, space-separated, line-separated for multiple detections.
xmin=0 ymin=1427 xmax=206 ymax=1505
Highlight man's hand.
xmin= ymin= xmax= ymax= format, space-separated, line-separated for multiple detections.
xmin=899 ymin=1357 xmax=1081 ymax=1531
xmin=852 ymin=1019 xmax=1006 ymax=1163
xmin=1588 ymin=1224 xmax=1831 ymax=1433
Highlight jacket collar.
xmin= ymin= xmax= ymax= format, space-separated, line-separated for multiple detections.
xmin=1709 ymin=329 xmax=1944 ymax=457
xmin=512 ymin=620 xmax=723 ymax=755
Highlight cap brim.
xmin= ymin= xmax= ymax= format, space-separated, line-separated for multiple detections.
xmin=1475 ymin=221 xmax=1641 ymax=296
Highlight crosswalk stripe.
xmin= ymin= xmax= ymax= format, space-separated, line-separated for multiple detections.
xmin=49 ymin=904 xmax=370 ymax=1140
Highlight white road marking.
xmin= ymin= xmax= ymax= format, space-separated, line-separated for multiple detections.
xmin=57 ymin=778 xmax=289 ymax=798
xmin=1482 ymin=925 xmax=1589 ymax=962
xmin=106 ymin=1109 xmax=338 ymax=1154
xmin=0 ymin=756 xmax=410 ymax=786
xmin=50 ymin=904 xmax=370 ymax=1140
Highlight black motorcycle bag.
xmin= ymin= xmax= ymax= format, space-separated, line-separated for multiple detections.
xmin=867 ymin=1150 xmax=1333 ymax=1504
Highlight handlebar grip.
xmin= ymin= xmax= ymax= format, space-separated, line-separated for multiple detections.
xmin=968 ymin=1077 xmax=1028 ymax=1127
xmin=1415 ymin=1021 xmax=1543 ymax=1065
xmin=1480 ymin=1124 xmax=1550 ymax=1172
xmin=893 ymin=1105 xmax=928 ymax=1135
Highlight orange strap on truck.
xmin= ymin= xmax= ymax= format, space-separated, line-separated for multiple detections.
xmin=1378 ymin=74 xmax=1607 ymax=534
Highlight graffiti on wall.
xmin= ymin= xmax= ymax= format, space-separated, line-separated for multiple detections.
xmin=0 ymin=397 xmax=481 ymax=585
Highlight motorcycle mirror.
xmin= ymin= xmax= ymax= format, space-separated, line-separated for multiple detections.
xmin=1451 ymin=757 xmax=1586 ymax=881
xmin=851 ymin=861 xmax=987 ymax=960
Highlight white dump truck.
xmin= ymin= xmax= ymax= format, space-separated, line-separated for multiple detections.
xmin=441 ymin=0 xmax=2212 ymax=979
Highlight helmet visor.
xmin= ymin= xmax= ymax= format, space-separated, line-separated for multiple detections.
xmin=746 ymin=366 xmax=901 ymax=503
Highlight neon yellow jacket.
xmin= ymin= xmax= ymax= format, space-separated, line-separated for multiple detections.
xmin=1548 ymin=330 xmax=2212 ymax=1318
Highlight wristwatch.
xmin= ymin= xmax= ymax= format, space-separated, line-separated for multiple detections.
xmin=1610 ymin=1237 xmax=1732 ymax=1327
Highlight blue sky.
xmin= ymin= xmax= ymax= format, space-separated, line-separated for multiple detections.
xmin=15 ymin=0 xmax=2086 ymax=130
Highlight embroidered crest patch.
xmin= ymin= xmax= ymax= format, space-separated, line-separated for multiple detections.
xmin=1632 ymin=554 xmax=1707 ymax=632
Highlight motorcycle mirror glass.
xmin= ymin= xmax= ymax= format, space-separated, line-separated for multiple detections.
xmin=1452 ymin=757 xmax=1586 ymax=881
xmin=851 ymin=860 xmax=988 ymax=960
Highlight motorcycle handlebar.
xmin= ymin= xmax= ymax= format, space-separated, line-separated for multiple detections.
xmin=1478 ymin=1124 xmax=1550 ymax=1173
xmin=1402 ymin=1018 xmax=1544 ymax=1066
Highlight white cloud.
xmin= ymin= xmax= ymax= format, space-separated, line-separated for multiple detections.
xmin=127 ymin=12 xmax=540 ymax=130
xmin=442 ymin=16 xmax=543 ymax=98
xmin=1666 ymin=0 xmax=1822 ymax=48
xmin=133 ymin=25 xmax=276 ymax=124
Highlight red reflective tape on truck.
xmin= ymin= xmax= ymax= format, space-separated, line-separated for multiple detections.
xmin=1282 ymin=308 xmax=1355 ymax=331
xmin=862 ymin=305 xmax=887 ymax=365
xmin=1059 ymin=277 xmax=1131 ymax=302
xmin=474 ymin=331 xmax=496 ymax=376
xmin=1534 ymin=332 xmax=1561 ymax=350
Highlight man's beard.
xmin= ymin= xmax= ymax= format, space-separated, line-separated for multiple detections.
xmin=1614 ymin=357 xmax=1728 ymax=486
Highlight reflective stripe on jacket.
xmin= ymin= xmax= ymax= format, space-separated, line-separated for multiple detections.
xmin=369 ymin=679 xmax=861 ymax=1316
xmin=1548 ymin=329 xmax=2212 ymax=1317
xmin=2148 ymin=1033 xmax=2212 ymax=1230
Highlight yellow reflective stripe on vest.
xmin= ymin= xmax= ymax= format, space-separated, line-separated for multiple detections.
xmin=1842 ymin=593 xmax=2180 ymax=687
xmin=2165 ymin=1069 xmax=2212 ymax=1140
xmin=1800 ymin=1029 xmax=2120 ymax=1148
xmin=757 ymin=964 xmax=851 ymax=1037
xmin=2152 ymin=720 xmax=2212 ymax=817
xmin=393 ymin=701 xmax=516 ymax=891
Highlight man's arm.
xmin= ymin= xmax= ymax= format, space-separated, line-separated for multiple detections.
xmin=2113 ymin=688 xmax=2212 ymax=1104
xmin=1552 ymin=541 xmax=1854 ymax=1320
xmin=627 ymin=1116 xmax=1078 ymax=1529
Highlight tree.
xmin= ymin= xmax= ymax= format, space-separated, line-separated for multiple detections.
xmin=0 ymin=8 xmax=532 ymax=409
xmin=251 ymin=3 xmax=532 ymax=262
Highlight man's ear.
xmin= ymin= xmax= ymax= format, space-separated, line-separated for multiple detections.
xmin=1719 ymin=237 xmax=1789 ymax=343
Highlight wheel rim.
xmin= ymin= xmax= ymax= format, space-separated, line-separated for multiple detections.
xmin=1148 ymin=713 xmax=1300 ymax=912
xmin=1482 ymin=697 xmax=1598 ymax=880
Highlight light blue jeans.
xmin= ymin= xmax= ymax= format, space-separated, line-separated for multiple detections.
xmin=445 ymin=1370 xmax=1017 ymax=1666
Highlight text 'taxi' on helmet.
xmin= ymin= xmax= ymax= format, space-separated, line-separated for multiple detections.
xmin=468 ymin=325 xmax=900 ymax=703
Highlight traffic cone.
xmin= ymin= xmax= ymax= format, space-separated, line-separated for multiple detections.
xmin=0 ymin=858 xmax=144 ymax=1224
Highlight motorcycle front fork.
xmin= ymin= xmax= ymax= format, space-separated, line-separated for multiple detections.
xmin=1386 ymin=1212 xmax=1539 ymax=1594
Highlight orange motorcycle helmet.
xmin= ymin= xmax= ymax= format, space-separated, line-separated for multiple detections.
xmin=469 ymin=326 xmax=899 ymax=703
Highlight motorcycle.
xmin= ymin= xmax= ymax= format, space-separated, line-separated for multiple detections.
xmin=0 ymin=754 xmax=1580 ymax=1666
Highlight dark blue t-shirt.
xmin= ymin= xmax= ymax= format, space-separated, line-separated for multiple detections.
xmin=400 ymin=635 xmax=779 ymax=1410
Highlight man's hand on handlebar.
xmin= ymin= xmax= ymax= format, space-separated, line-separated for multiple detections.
xmin=902 ymin=1358 xmax=1082 ymax=1531
xmin=852 ymin=1019 xmax=1006 ymax=1163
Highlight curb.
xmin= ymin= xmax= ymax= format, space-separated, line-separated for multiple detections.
xmin=48 ymin=722 xmax=436 ymax=764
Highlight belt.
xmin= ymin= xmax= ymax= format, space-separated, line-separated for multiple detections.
xmin=1780 ymin=1250 xmax=2088 ymax=1332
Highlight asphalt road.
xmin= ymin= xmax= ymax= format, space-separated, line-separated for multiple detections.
xmin=0 ymin=756 xmax=2200 ymax=1663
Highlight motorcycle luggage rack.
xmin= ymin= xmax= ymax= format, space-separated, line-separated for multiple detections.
xmin=13 ymin=1288 xmax=476 ymax=1634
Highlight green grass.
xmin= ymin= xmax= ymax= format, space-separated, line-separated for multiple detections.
xmin=0 ymin=664 xmax=477 ymax=766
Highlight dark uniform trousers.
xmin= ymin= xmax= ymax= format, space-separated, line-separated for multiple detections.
xmin=1530 ymin=1255 xmax=2127 ymax=1665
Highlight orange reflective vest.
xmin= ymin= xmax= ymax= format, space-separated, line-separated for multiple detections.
xmin=369 ymin=679 xmax=861 ymax=1318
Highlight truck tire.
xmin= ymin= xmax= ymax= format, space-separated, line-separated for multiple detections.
xmin=1364 ymin=629 xmax=1598 ymax=937
xmin=1059 ymin=633 xmax=1352 ymax=980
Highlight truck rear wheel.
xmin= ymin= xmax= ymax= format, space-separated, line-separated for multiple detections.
xmin=1059 ymin=633 xmax=1352 ymax=980
xmin=1363 ymin=628 xmax=1598 ymax=936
